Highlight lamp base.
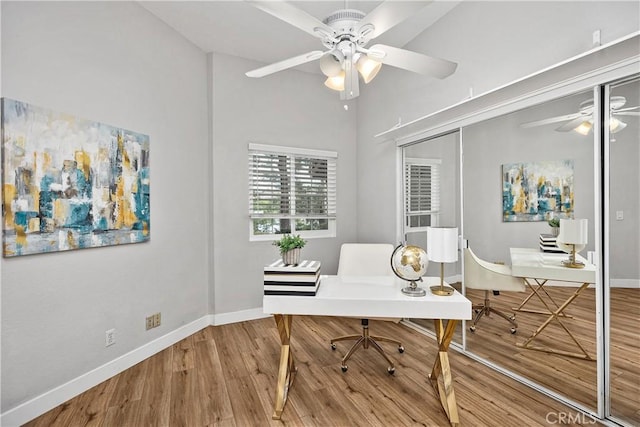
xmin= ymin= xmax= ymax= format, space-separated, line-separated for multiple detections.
xmin=430 ymin=285 xmax=455 ymax=296
xmin=402 ymin=286 xmax=427 ymax=297
xmin=562 ymin=260 xmax=585 ymax=269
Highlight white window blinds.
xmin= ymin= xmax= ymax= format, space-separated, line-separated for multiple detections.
xmin=405 ymin=158 xmax=441 ymax=229
xmin=248 ymin=143 xmax=336 ymax=238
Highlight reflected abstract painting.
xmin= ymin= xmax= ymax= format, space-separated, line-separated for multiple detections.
xmin=502 ymin=160 xmax=573 ymax=222
xmin=1 ymin=98 xmax=150 ymax=256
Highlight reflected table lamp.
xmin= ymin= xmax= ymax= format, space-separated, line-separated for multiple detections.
xmin=427 ymin=227 xmax=459 ymax=296
xmin=557 ymin=218 xmax=588 ymax=269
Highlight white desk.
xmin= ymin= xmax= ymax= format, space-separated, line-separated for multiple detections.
xmin=510 ymin=248 xmax=596 ymax=360
xmin=263 ymin=275 xmax=471 ymax=426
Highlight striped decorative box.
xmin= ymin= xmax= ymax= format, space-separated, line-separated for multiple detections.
xmin=264 ymin=259 xmax=321 ymax=296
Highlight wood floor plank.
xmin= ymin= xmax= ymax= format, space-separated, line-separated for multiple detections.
xmin=25 ymin=315 xmax=620 ymax=426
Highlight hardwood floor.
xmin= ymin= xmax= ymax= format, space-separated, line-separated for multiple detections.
xmin=411 ymin=286 xmax=639 ymax=425
xmin=24 ymin=315 xmax=603 ymax=427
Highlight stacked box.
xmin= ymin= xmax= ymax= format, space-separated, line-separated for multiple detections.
xmin=539 ymin=233 xmax=564 ymax=253
xmin=264 ymin=259 xmax=321 ymax=296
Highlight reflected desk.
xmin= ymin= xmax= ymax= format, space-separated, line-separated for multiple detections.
xmin=263 ymin=275 xmax=471 ymax=426
xmin=510 ymin=248 xmax=596 ymax=360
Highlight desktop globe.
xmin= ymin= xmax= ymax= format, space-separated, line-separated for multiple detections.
xmin=390 ymin=244 xmax=429 ymax=296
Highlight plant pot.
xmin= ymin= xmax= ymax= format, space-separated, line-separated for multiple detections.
xmin=282 ymin=248 xmax=301 ymax=266
xmin=550 ymin=227 xmax=559 ymax=237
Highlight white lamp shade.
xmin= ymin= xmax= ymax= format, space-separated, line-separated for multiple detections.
xmin=557 ymin=218 xmax=588 ymax=253
xmin=319 ymin=51 xmax=344 ymax=77
xmin=427 ymin=227 xmax=459 ymax=263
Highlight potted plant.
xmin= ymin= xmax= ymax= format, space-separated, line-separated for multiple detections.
xmin=548 ymin=217 xmax=560 ymax=236
xmin=273 ymin=234 xmax=307 ymax=266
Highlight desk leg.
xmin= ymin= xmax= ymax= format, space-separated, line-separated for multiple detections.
xmin=272 ymin=314 xmax=297 ymax=420
xmin=516 ymin=283 xmax=593 ymax=360
xmin=429 ymin=319 xmax=460 ymax=427
xmin=512 ymin=279 xmax=573 ymax=318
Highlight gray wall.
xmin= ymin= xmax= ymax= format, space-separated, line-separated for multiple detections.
xmin=210 ymin=52 xmax=358 ymax=314
xmin=1 ymin=1 xmax=209 ymax=412
xmin=356 ymin=1 xmax=639 ymax=248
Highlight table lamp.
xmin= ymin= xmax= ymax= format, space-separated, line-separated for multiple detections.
xmin=557 ymin=218 xmax=588 ymax=269
xmin=427 ymin=227 xmax=459 ymax=296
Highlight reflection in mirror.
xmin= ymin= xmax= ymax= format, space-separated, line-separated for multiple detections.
xmin=462 ymin=89 xmax=598 ymax=411
xmin=403 ymin=131 xmax=462 ymax=345
xmin=608 ymin=77 xmax=639 ymax=426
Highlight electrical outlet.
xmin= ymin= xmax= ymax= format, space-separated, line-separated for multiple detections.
xmin=616 ymin=211 xmax=624 ymax=221
xmin=146 ymin=312 xmax=161 ymax=330
xmin=105 ymin=329 xmax=116 ymax=347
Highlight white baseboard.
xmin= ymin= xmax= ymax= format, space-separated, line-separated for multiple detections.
xmin=212 ymin=307 xmax=270 ymax=325
xmin=610 ymin=278 xmax=640 ymax=288
xmin=1 ymin=315 xmax=211 ymax=427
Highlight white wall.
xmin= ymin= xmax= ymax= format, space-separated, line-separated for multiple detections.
xmin=356 ymin=1 xmax=640 ymax=244
xmin=210 ymin=52 xmax=358 ymax=315
xmin=1 ymin=1 xmax=209 ymax=414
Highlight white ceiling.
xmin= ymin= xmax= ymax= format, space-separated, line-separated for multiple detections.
xmin=139 ymin=1 xmax=460 ymax=74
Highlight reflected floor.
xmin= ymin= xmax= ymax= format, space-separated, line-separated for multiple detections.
xmin=409 ymin=286 xmax=639 ymax=424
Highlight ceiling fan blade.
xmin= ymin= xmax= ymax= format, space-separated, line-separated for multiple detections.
xmin=368 ymin=44 xmax=456 ymax=79
xmin=614 ymin=105 xmax=640 ymax=112
xmin=556 ymin=116 xmax=590 ymax=132
xmin=356 ymin=1 xmax=430 ymax=40
xmin=615 ymin=111 xmax=640 ymax=116
xmin=520 ymin=113 xmax=583 ymax=128
xmin=246 ymin=51 xmax=324 ymax=78
xmin=246 ymin=1 xmax=334 ymax=39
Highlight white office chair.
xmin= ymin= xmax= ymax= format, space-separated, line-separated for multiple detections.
xmin=464 ymin=247 xmax=526 ymax=334
xmin=330 ymin=243 xmax=404 ymax=374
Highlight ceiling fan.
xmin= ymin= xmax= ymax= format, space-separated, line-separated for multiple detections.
xmin=521 ymin=96 xmax=640 ymax=136
xmin=245 ymin=1 xmax=458 ymax=100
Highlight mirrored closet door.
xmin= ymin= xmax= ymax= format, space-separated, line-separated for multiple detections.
xmin=403 ymin=131 xmax=462 ymax=346
xmin=606 ymin=76 xmax=640 ymax=426
xmin=461 ymin=89 xmax=598 ymax=412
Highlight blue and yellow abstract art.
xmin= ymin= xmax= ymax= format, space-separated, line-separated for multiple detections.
xmin=502 ymin=160 xmax=573 ymax=222
xmin=2 ymin=98 xmax=150 ymax=256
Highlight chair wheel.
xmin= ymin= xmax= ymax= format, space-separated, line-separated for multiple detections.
xmin=510 ymin=328 xmax=517 ymax=334
xmin=470 ymin=325 xmax=476 ymax=333
xmin=398 ymin=345 xmax=405 ymax=353
xmin=387 ymin=367 xmax=395 ymax=375
xmin=341 ymin=365 xmax=348 ymax=372
xmin=474 ymin=309 xmax=480 ymax=314
xmin=509 ymin=315 xmax=516 ymax=321
xmin=331 ymin=343 xmax=336 ymax=350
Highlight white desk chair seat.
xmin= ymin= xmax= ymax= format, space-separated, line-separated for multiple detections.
xmin=464 ymin=248 xmax=526 ymax=334
xmin=330 ymin=243 xmax=404 ymax=374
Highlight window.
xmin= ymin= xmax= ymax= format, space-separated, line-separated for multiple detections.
xmin=404 ymin=158 xmax=441 ymax=231
xmin=248 ymin=143 xmax=337 ymax=240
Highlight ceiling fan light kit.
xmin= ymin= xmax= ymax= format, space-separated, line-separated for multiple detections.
xmin=521 ymin=95 xmax=638 ymax=136
xmin=245 ymin=1 xmax=458 ymax=100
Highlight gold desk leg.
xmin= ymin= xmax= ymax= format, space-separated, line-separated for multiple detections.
xmin=516 ymin=282 xmax=593 ymax=360
xmin=512 ymin=279 xmax=573 ymax=318
xmin=272 ymin=314 xmax=297 ymax=420
xmin=429 ymin=319 xmax=460 ymax=427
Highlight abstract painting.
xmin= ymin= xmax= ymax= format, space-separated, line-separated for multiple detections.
xmin=502 ymin=159 xmax=573 ymax=222
xmin=2 ymin=98 xmax=150 ymax=256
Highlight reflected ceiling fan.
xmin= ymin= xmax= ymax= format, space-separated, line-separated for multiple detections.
xmin=245 ymin=1 xmax=458 ymax=100
xmin=521 ymin=96 xmax=640 ymax=136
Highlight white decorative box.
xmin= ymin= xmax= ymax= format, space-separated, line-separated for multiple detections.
xmin=263 ymin=260 xmax=321 ymax=296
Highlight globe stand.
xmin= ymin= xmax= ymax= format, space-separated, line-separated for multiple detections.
xmin=430 ymin=263 xmax=454 ymax=296
xmin=401 ymin=280 xmax=427 ymax=297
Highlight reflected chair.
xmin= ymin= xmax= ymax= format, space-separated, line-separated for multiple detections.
xmin=330 ymin=243 xmax=405 ymax=374
xmin=464 ymin=248 xmax=526 ymax=334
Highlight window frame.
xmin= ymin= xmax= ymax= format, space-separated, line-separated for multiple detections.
xmin=248 ymin=143 xmax=337 ymax=241
xmin=403 ymin=157 xmax=441 ymax=233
